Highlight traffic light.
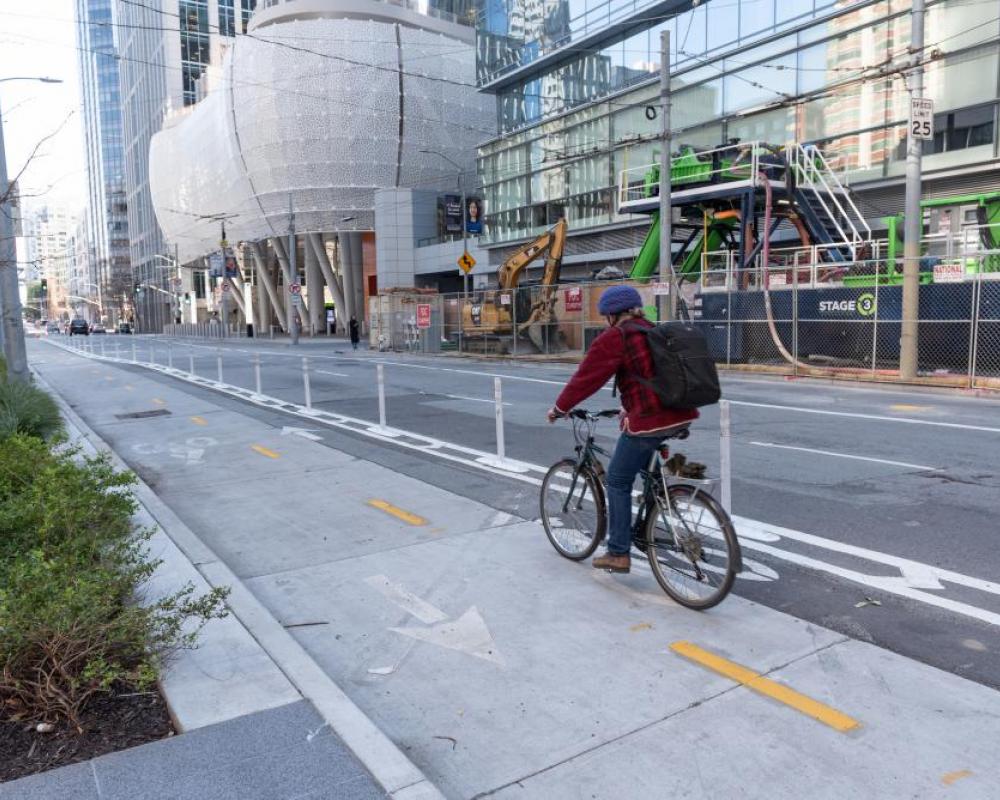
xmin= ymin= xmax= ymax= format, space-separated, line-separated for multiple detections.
xmin=134 ymin=282 xmax=141 ymax=294
xmin=40 ymin=278 xmax=47 ymax=293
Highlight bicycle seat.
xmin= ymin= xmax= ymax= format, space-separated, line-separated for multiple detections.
xmin=658 ymin=424 xmax=691 ymax=443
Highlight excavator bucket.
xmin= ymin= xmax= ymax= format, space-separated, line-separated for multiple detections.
xmin=519 ymin=299 xmax=564 ymax=353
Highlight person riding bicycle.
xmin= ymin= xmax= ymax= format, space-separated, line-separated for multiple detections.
xmin=547 ymin=285 xmax=698 ymax=574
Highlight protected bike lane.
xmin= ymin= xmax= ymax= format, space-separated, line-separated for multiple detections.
xmin=32 ymin=341 xmax=1000 ymax=799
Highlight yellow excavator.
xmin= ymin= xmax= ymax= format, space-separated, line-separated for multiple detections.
xmin=461 ymin=218 xmax=568 ymax=352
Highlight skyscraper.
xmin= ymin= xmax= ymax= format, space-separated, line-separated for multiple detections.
xmin=75 ymin=0 xmax=130 ymax=325
xmin=115 ymin=0 xmax=255 ymax=331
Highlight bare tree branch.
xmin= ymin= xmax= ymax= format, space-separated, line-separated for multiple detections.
xmin=0 ymin=111 xmax=75 ymax=207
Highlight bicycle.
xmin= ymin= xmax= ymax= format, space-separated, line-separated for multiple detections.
xmin=540 ymin=409 xmax=742 ymax=610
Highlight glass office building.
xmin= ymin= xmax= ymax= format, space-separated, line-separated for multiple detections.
xmin=75 ymin=0 xmax=130 ymax=322
xmin=116 ymin=0 xmax=255 ymax=330
xmin=475 ymin=0 xmax=1000 ymax=261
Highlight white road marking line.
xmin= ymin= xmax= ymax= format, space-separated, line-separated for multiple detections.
xmin=731 ymin=400 xmax=1000 ymax=434
xmin=750 ymin=441 xmax=939 ymax=471
xmin=488 ymin=511 xmax=514 ymax=527
xmin=364 ymin=575 xmax=448 ymax=624
xmin=376 ymin=359 xmax=570 ymax=387
xmin=317 ymin=370 xmax=349 ymax=377
xmin=444 ymin=394 xmax=512 ymax=406
xmin=64 ymin=340 xmax=1000 ymax=628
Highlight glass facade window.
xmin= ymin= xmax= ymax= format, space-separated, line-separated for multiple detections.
xmin=478 ymin=0 xmax=1000 ymax=244
xmin=219 ymin=0 xmax=237 ymax=37
xmin=180 ymin=0 xmax=210 ymax=105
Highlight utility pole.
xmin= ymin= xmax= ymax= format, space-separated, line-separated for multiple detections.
xmin=900 ymin=0 xmax=925 ymax=380
xmin=658 ymin=29 xmax=677 ymax=322
xmin=0 ymin=94 xmax=29 ymax=382
xmin=288 ymin=194 xmax=299 ymax=346
xmin=220 ymin=222 xmax=229 ymax=338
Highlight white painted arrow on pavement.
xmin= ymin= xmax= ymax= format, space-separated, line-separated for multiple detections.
xmin=280 ymin=426 xmax=322 ymax=441
xmin=365 ymin=575 xmax=504 ymax=666
xmin=391 ymin=607 xmax=505 ymax=666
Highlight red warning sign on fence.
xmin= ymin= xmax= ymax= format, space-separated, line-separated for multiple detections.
xmin=416 ymin=304 xmax=432 ymax=329
xmin=565 ymin=287 xmax=583 ymax=312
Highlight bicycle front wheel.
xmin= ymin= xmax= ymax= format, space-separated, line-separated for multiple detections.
xmin=540 ymin=459 xmax=605 ymax=560
xmin=644 ymin=484 xmax=739 ymax=610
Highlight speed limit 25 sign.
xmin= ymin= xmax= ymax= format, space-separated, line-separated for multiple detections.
xmin=910 ymin=98 xmax=933 ymax=141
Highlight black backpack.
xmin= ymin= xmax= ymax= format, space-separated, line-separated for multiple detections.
xmin=620 ymin=321 xmax=721 ymax=410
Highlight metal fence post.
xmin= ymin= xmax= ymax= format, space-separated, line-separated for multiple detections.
xmin=511 ymin=288 xmax=518 ymax=358
xmin=131 ymin=340 xmax=137 ymax=363
xmin=254 ymin=353 xmax=262 ymax=395
xmin=792 ymin=259 xmax=799 ymax=376
xmin=871 ymin=259 xmax=880 ymax=376
xmin=302 ymin=356 xmax=312 ymax=409
xmin=494 ymin=376 xmax=506 ymax=464
xmin=377 ymin=363 xmax=387 ymax=429
xmin=216 ymin=348 xmax=223 ymax=383
xmin=720 ymin=399 xmax=732 ymax=514
xmin=968 ymin=267 xmax=982 ymax=388
xmin=189 ymin=347 xmax=195 ymax=376
xmin=100 ymin=339 xmax=106 ymax=358
xmin=167 ymin=343 xmax=173 ymax=370
xmin=149 ymin=342 xmax=155 ymax=364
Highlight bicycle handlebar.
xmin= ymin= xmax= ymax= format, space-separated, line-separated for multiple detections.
xmin=562 ymin=408 xmax=620 ymax=420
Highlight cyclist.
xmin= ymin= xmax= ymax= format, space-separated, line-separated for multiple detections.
xmin=547 ymin=285 xmax=697 ymax=573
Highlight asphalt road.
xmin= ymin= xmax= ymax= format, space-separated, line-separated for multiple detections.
xmin=46 ymin=334 xmax=1000 ymax=688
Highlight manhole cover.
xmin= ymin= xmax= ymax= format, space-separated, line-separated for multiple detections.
xmin=115 ymin=409 xmax=172 ymax=420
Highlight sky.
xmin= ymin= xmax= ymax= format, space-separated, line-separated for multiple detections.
xmin=0 ymin=0 xmax=86 ymax=216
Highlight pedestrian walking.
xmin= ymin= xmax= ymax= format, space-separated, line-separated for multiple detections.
xmin=349 ymin=316 xmax=360 ymax=350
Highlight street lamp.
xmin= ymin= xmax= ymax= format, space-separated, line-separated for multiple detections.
xmin=0 ymin=76 xmax=63 ymax=382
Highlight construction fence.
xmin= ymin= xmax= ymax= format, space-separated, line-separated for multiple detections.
xmin=377 ymin=260 xmax=1000 ymax=391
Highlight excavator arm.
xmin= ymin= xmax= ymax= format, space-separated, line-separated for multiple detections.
xmin=497 ymin=219 xmax=568 ymax=289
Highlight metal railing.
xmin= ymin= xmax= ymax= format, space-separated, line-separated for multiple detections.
xmin=787 ymin=143 xmax=871 ymax=245
xmin=617 ymin=141 xmax=763 ymax=209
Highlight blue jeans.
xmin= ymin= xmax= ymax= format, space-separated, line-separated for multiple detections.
xmin=606 ymin=433 xmax=662 ymax=555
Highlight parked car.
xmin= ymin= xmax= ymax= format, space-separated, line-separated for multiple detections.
xmin=90 ymin=323 xmax=107 ymax=334
xmin=46 ymin=322 xmax=60 ymax=334
xmin=117 ymin=322 xmax=132 ymax=334
xmin=69 ymin=318 xmax=90 ymax=336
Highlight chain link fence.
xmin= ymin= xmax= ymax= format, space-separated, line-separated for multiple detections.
xmin=371 ymin=259 xmax=999 ymax=390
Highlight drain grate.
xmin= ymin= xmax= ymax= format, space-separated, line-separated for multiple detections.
xmin=115 ymin=409 xmax=172 ymax=420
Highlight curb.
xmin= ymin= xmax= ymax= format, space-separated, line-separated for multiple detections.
xmin=32 ymin=355 xmax=447 ymax=800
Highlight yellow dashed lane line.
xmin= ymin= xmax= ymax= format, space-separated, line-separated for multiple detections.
xmin=670 ymin=641 xmax=860 ymax=733
xmin=367 ymin=499 xmax=427 ymax=526
xmin=251 ymin=445 xmax=281 ymax=459
xmin=190 ymin=416 xmax=208 ymax=426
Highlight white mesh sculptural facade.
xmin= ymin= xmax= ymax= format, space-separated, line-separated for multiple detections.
xmin=150 ymin=0 xmax=493 ymax=265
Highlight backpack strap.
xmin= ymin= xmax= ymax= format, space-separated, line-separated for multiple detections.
xmin=612 ymin=319 xmax=644 ymax=398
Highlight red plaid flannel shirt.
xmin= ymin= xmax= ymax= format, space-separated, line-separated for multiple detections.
xmin=555 ymin=318 xmax=698 ymax=434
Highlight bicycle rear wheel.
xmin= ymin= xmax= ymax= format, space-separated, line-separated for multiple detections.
xmin=644 ymin=484 xmax=739 ymax=610
xmin=540 ymin=459 xmax=605 ymax=560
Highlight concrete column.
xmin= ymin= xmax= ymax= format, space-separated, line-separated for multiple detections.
xmin=272 ymin=236 xmax=309 ymax=320
xmin=251 ymin=242 xmax=287 ymax=331
xmin=255 ymin=260 xmax=269 ymax=333
xmin=347 ymin=232 xmax=366 ymax=324
xmin=306 ymin=233 xmax=347 ymax=326
xmin=227 ymin=277 xmax=247 ymax=318
xmin=339 ymin=233 xmax=357 ymax=321
xmin=305 ymin=235 xmax=323 ymax=335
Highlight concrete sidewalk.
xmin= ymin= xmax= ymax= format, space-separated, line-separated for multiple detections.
xmin=29 ymin=342 xmax=1000 ymax=799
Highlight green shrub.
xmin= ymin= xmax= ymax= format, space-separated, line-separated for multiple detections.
xmin=0 ymin=436 xmax=228 ymax=729
xmin=0 ymin=378 xmax=63 ymax=441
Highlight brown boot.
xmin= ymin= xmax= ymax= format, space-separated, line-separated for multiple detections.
xmin=592 ymin=552 xmax=631 ymax=573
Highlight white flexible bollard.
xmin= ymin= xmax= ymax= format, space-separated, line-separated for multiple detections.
xmin=720 ymin=399 xmax=732 ymax=514
xmin=302 ymin=356 xmax=312 ymax=409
